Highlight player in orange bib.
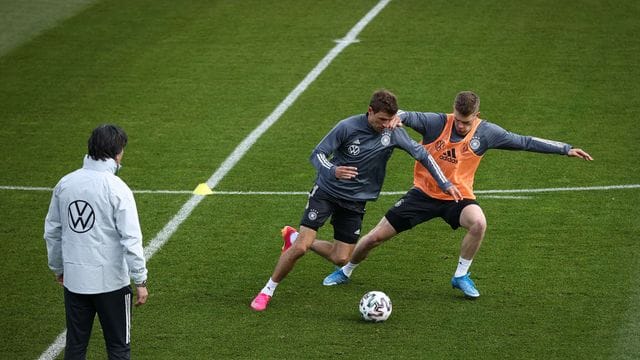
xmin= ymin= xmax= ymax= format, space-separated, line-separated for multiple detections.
xmin=323 ymin=91 xmax=593 ymax=298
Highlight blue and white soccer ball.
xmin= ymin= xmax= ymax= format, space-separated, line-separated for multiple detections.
xmin=359 ymin=291 xmax=392 ymax=322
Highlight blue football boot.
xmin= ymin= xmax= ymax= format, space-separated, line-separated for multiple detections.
xmin=451 ymin=273 xmax=480 ymax=299
xmin=323 ymin=268 xmax=350 ymax=286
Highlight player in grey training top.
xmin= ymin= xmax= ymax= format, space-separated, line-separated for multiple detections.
xmin=311 ymin=113 xmax=452 ymax=202
xmin=251 ymin=89 xmax=462 ymax=311
xmin=323 ymin=91 xmax=593 ymax=300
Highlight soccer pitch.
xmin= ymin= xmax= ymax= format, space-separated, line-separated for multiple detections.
xmin=1 ymin=0 xmax=639 ymax=359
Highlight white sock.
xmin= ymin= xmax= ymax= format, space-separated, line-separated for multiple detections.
xmin=290 ymin=231 xmax=299 ymax=244
xmin=261 ymin=278 xmax=278 ymax=297
xmin=454 ymin=257 xmax=473 ymax=278
xmin=342 ymin=262 xmax=359 ymax=277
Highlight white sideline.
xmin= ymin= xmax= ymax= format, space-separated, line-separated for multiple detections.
xmin=35 ymin=1 xmax=392 ymax=359
xmin=3 ymin=184 xmax=639 ymax=196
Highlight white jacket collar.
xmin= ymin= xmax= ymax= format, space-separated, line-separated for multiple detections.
xmin=82 ymin=155 xmax=119 ymax=174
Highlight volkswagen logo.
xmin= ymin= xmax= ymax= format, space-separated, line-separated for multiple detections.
xmin=68 ymin=200 xmax=95 ymax=233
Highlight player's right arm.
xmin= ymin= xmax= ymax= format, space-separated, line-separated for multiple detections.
xmin=398 ymin=111 xmax=447 ymax=143
xmin=44 ymin=184 xmax=64 ymax=277
xmin=309 ymin=120 xmax=357 ymax=180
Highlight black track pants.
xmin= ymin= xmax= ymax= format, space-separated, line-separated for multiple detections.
xmin=63 ymin=286 xmax=133 ymax=360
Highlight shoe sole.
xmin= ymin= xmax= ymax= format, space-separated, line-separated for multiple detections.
xmin=280 ymin=226 xmax=296 ymax=252
xmin=451 ymin=284 xmax=480 ymax=299
xmin=250 ymin=301 xmax=269 ymax=311
xmin=323 ymin=278 xmax=348 ymax=286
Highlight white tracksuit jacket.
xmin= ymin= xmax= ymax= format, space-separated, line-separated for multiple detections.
xmin=44 ymin=156 xmax=147 ymax=294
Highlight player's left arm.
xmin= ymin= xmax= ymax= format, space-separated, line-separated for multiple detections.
xmin=309 ymin=121 xmax=358 ymax=180
xmin=567 ymin=148 xmax=593 ymax=160
xmin=111 ymin=181 xmax=148 ymax=287
xmin=479 ymin=121 xmax=593 ymax=160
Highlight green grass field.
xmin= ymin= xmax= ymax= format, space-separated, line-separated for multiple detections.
xmin=1 ymin=0 xmax=639 ymax=359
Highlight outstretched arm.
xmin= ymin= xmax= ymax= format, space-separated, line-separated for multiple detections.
xmin=477 ymin=121 xmax=592 ymax=159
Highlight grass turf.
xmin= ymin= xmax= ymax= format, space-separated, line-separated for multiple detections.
xmin=0 ymin=0 xmax=638 ymax=359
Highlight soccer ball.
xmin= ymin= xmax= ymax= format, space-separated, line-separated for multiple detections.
xmin=359 ymin=291 xmax=392 ymax=322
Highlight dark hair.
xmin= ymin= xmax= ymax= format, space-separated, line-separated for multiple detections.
xmin=88 ymin=124 xmax=128 ymax=161
xmin=454 ymin=91 xmax=480 ymax=116
xmin=369 ymin=89 xmax=398 ymax=115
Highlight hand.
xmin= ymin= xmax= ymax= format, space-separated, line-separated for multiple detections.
xmin=389 ymin=115 xmax=403 ymax=128
xmin=568 ymin=148 xmax=593 ymax=161
xmin=55 ymin=274 xmax=64 ymax=286
xmin=335 ymin=166 xmax=358 ymax=180
xmin=135 ymin=286 xmax=148 ymax=306
xmin=445 ymin=184 xmax=463 ymax=202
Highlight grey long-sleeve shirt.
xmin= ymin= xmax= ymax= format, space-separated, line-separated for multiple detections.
xmin=310 ymin=114 xmax=450 ymax=202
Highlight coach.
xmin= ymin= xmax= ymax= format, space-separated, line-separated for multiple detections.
xmin=44 ymin=124 xmax=148 ymax=359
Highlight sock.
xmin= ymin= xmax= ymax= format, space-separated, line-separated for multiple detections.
xmin=290 ymin=231 xmax=299 ymax=244
xmin=342 ymin=262 xmax=359 ymax=277
xmin=261 ymin=278 xmax=278 ymax=297
xmin=454 ymin=257 xmax=473 ymax=278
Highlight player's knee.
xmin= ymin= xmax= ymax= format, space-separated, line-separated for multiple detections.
xmin=333 ymin=254 xmax=350 ymax=266
xmin=469 ymin=218 xmax=487 ymax=237
xmin=291 ymin=240 xmax=311 ymax=256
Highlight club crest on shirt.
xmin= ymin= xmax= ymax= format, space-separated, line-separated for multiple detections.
xmin=348 ymin=144 xmax=360 ymax=156
xmin=470 ymin=137 xmax=481 ymax=151
xmin=381 ymin=130 xmax=391 ymax=146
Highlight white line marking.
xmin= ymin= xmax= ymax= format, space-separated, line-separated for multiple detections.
xmin=37 ymin=330 xmax=66 ymax=360
xmin=5 ymin=184 xmax=640 ymax=196
xmin=479 ymin=195 xmax=532 ymax=199
xmin=474 ymin=184 xmax=640 ymax=194
xmin=127 ymin=189 xmax=193 ymax=194
xmin=0 ymin=185 xmax=55 ymax=191
xmin=36 ymin=1 xmax=391 ymax=359
xmin=202 ymin=0 xmax=392 ymax=192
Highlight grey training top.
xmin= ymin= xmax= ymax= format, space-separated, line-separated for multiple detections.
xmin=310 ymin=113 xmax=451 ymax=202
xmin=399 ymin=111 xmax=572 ymax=155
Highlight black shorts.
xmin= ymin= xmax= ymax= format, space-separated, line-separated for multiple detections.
xmin=300 ymin=184 xmax=366 ymax=244
xmin=385 ymin=188 xmax=479 ymax=233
